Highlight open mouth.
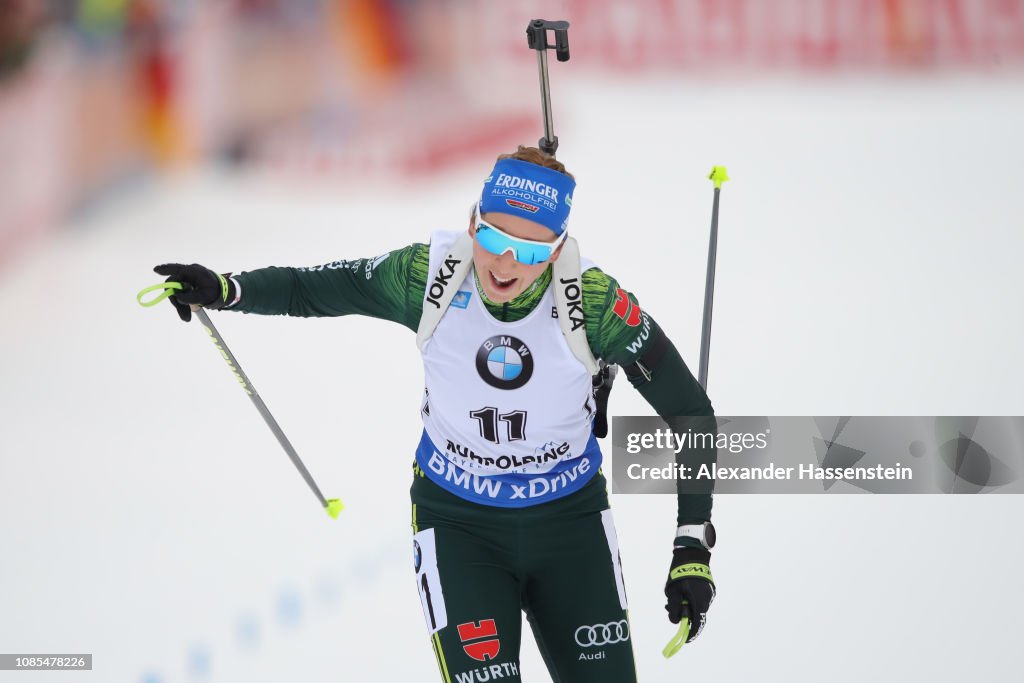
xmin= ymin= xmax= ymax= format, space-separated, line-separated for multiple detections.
xmin=489 ymin=271 xmax=518 ymax=293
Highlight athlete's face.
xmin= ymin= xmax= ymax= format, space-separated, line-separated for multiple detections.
xmin=469 ymin=210 xmax=564 ymax=303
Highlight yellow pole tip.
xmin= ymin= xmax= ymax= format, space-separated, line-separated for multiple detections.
xmin=708 ymin=166 xmax=730 ymax=189
xmin=325 ymin=499 xmax=345 ymax=519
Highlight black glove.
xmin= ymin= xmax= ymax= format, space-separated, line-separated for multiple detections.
xmin=664 ymin=547 xmax=716 ymax=643
xmin=152 ymin=263 xmax=235 ymax=322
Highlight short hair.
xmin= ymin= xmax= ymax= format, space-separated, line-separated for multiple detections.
xmin=496 ymin=145 xmax=575 ymax=180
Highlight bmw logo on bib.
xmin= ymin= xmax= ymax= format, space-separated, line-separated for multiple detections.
xmin=476 ymin=335 xmax=534 ymax=390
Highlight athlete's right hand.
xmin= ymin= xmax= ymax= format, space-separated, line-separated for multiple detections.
xmin=153 ymin=263 xmax=235 ymax=322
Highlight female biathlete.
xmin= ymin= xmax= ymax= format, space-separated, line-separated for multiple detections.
xmin=154 ymin=146 xmax=717 ymax=683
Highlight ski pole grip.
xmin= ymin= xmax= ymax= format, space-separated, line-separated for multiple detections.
xmin=526 ymin=19 xmax=571 ymax=62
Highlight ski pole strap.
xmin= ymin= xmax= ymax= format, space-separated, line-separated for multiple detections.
xmin=137 ymin=281 xmax=183 ymax=307
xmin=662 ymin=617 xmax=690 ymax=658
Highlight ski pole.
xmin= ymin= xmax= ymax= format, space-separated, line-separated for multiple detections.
xmin=664 ymin=166 xmax=730 ymax=658
xmin=526 ymin=19 xmax=570 ymax=157
xmin=137 ymin=282 xmax=344 ymax=519
xmin=697 ymin=166 xmax=730 ymax=391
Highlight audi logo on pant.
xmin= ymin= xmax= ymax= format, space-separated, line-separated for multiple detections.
xmin=574 ymin=620 xmax=630 ymax=647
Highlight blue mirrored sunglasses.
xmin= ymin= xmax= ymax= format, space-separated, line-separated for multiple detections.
xmin=473 ymin=203 xmax=567 ymax=265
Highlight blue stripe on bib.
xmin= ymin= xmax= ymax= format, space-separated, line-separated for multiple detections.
xmin=414 ymin=430 xmax=602 ymax=508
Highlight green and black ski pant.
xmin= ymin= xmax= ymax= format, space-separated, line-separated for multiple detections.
xmin=410 ymin=468 xmax=637 ymax=683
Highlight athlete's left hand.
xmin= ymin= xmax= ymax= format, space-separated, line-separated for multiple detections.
xmin=664 ymin=548 xmax=715 ymax=642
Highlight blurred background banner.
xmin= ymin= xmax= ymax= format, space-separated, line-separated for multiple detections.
xmin=3 ymin=0 xmax=1024 ymax=266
